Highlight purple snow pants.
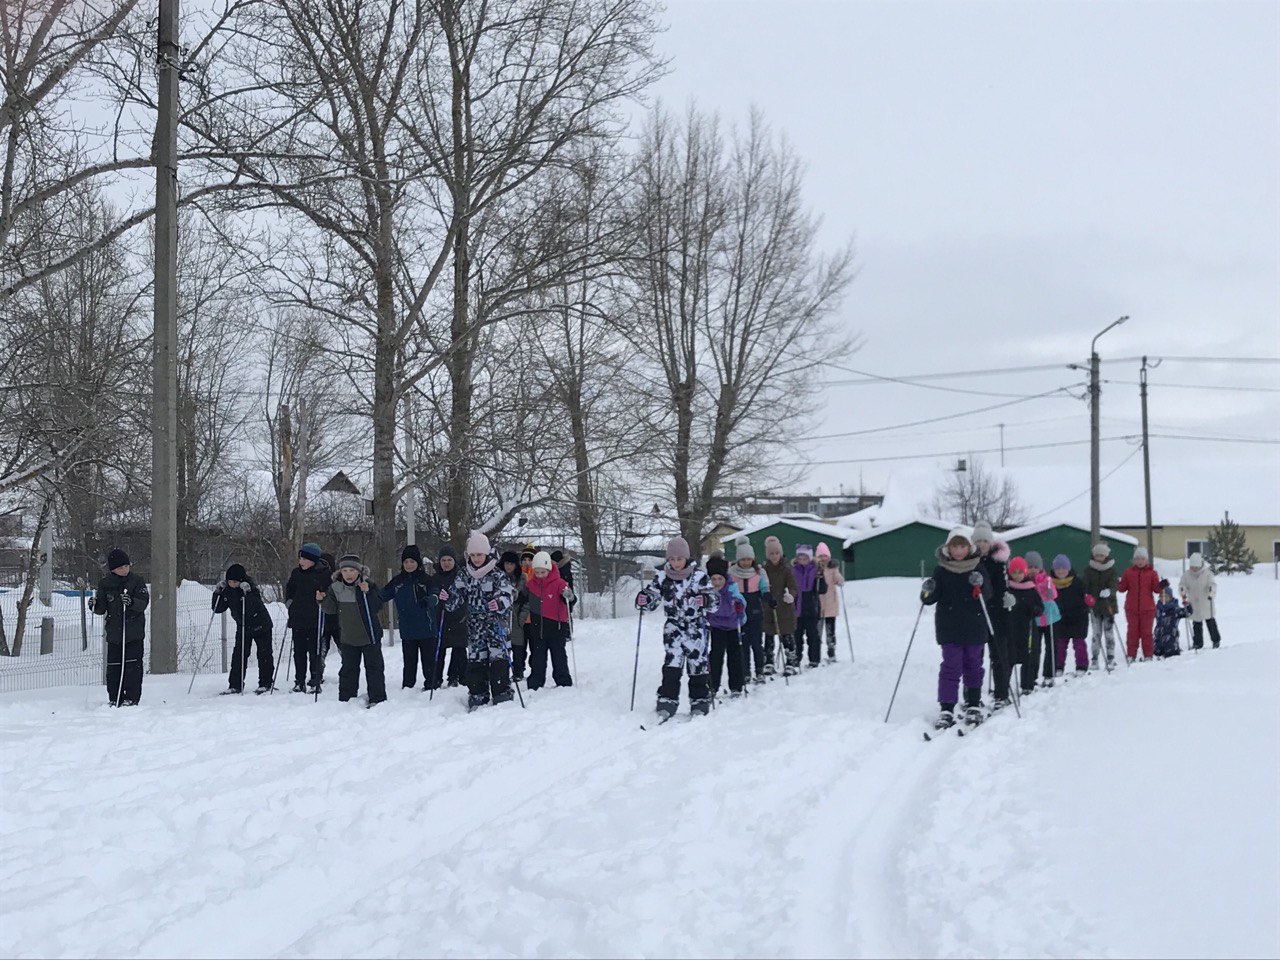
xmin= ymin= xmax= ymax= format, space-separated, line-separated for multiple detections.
xmin=1055 ymin=634 xmax=1088 ymax=671
xmin=938 ymin=643 xmax=985 ymax=705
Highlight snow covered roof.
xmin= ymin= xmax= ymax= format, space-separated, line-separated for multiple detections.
xmin=842 ymin=517 xmax=952 ymax=548
xmin=1002 ymin=519 xmax=1139 ymax=546
xmin=731 ymin=515 xmax=846 ymax=542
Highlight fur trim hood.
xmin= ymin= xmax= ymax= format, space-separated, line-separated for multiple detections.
xmin=989 ymin=540 xmax=1010 ymax=563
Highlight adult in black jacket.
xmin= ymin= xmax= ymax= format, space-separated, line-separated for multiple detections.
xmin=213 ymin=564 xmax=276 ymax=693
xmin=425 ymin=545 xmax=468 ymax=688
xmin=283 ymin=543 xmax=330 ymax=691
xmin=921 ymin=528 xmax=991 ymax=728
xmin=92 ymin=548 xmax=150 ymax=706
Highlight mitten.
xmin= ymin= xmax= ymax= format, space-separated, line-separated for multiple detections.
xmin=1001 ymin=592 xmax=1016 ymax=611
xmin=1100 ymin=589 xmax=1111 ymax=598
xmin=635 ymin=591 xmax=650 ymax=609
xmin=968 ymin=571 xmax=984 ymax=587
xmin=782 ymin=588 xmax=794 ymax=604
xmin=921 ymin=577 xmax=936 ymax=596
xmin=766 ymin=594 xmax=778 ymax=609
xmin=438 ymin=589 xmax=450 ymax=601
xmin=1084 ymin=594 xmax=1096 ymax=607
xmin=561 ymin=586 xmax=574 ymax=601
xmin=733 ymin=599 xmax=745 ymax=616
xmin=691 ymin=595 xmax=704 ymax=608
xmin=487 ymin=599 xmax=499 ymax=612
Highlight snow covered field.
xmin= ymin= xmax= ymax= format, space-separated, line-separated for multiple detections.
xmin=2 ymin=574 xmax=1277 ymax=959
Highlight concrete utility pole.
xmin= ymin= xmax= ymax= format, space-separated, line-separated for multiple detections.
xmin=1089 ymin=315 xmax=1129 ymax=547
xmin=38 ymin=521 xmax=52 ymax=606
xmin=1140 ymin=355 xmax=1155 ymax=558
xmin=150 ymin=0 xmax=180 ymax=674
xmin=404 ymin=394 xmax=417 ymax=546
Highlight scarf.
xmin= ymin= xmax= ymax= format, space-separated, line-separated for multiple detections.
xmin=934 ymin=545 xmax=982 ymax=575
xmin=664 ymin=560 xmax=694 ymax=582
xmin=1088 ymin=558 xmax=1115 ymax=572
xmin=728 ymin=562 xmax=757 ymax=584
xmin=793 ymin=560 xmax=819 ymax=593
xmin=1007 ymin=578 xmax=1038 ymax=592
xmin=1052 ymin=574 xmax=1074 ymax=589
xmin=467 ymin=553 xmax=498 ymax=579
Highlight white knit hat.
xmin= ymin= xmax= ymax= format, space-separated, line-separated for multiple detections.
xmin=946 ymin=526 xmax=973 ymax=547
xmin=466 ymin=531 xmax=491 ymax=556
xmin=531 ymin=551 xmax=553 ymax=572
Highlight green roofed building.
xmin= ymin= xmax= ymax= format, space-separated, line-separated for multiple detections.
xmin=726 ymin=517 xmax=854 ymax=579
xmin=1002 ymin=521 xmax=1137 ymax=571
xmin=840 ymin=518 xmax=954 ymax=580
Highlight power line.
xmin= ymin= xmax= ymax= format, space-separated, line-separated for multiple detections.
xmin=1101 ymin=379 xmax=1280 ymax=394
xmin=822 ymin=362 xmax=1064 ymax=398
xmin=1024 ymin=446 xmax=1145 ymax=523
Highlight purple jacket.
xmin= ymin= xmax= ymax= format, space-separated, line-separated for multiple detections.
xmin=706 ymin=581 xmax=746 ymax=631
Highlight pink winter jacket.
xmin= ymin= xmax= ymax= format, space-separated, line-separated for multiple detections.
xmin=819 ymin=564 xmax=844 ymax=618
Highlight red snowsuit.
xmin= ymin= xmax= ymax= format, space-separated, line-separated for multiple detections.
xmin=1118 ymin=563 xmax=1160 ymax=660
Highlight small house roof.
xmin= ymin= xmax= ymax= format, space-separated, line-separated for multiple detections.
xmin=842 ymin=517 xmax=952 ymax=549
xmin=731 ymin=515 xmax=846 ymax=543
xmin=1002 ymin=518 xmax=1139 ymax=545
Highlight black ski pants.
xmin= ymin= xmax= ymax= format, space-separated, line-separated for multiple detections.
xmin=796 ymin=615 xmax=823 ymax=666
xmin=740 ymin=617 xmax=765 ymax=678
xmin=339 ymin=642 xmax=386 ymax=703
xmin=709 ymin=626 xmax=745 ymax=693
xmin=229 ymin=629 xmax=274 ymax=691
xmin=657 ymin=664 xmax=710 ymax=716
xmin=527 ymin=616 xmax=572 ymax=689
xmin=290 ymin=624 xmax=324 ymax=686
xmin=105 ymin=639 xmax=144 ymax=704
xmin=1192 ymin=619 xmax=1222 ymax=648
xmin=823 ymin=617 xmax=838 ymax=656
xmin=400 ymin=633 xmax=435 ymax=688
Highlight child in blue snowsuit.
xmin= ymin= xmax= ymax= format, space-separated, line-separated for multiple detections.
xmin=705 ymin=555 xmax=747 ymax=697
xmin=1153 ymin=579 xmax=1187 ymax=658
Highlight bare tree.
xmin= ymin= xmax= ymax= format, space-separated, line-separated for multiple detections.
xmin=625 ymin=106 xmax=856 ymax=548
xmin=927 ymin=457 xmax=1028 ymax=527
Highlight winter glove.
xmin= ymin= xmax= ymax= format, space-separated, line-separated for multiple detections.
xmin=968 ymin=571 xmax=984 ymax=587
xmin=766 ymin=593 xmax=778 ymax=608
xmin=215 ymin=580 xmax=227 ymax=592
xmin=1001 ymin=592 xmax=1016 ymax=611
xmin=1100 ymin=589 xmax=1112 ymax=598
xmin=120 ymin=591 xmax=132 ymax=609
xmin=1185 ymin=603 xmax=1193 ymax=616
xmin=733 ymin=599 xmax=745 ymax=616
xmin=1084 ymin=593 xmax=1096 ymax=608
xmin=920 ymin=578 xmax=936 ymax=597
xmin=635 ymin=591 xmax=650 ymax=609
xmin=781 ymin=588 xmax=794 ymax=604
xmin=487 ymin=599 xmax=499 ymax=612
xmin=690 ymin=595 xmax=704 ymax=608
xmin=561 ymin=586 xmax=574 ymax=601
xmin=438 ymin=589 xmax=450 ymax=601
xmin=240 ymin=580 xmax=253 ymax=593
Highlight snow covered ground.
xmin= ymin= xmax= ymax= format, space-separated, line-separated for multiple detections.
xmin=2 ymin=574 xmax=1277 ymax=959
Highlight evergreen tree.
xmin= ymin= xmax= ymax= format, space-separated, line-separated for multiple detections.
xmin=1204 ymin=511 xmax=1258 ymax=575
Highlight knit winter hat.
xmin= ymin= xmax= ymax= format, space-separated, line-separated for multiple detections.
xmin=401 ymin=544 xmax=423 ymax=565
xmin=1052 ymin=554 xmax=1071 ymax=573
xmin=666 ymin=536 xmax=691 ymax=560
xmin=735 ymin=537 xmax=755 ymax=561
xmin=1091 ymin=542 xmax=1111 ymax=558
xmin=1024 ymin=550 xmax=1044 ymax=570
xmin=437 ymin=544 xmax=457 ymax=562
xmin=946 ymin=527 xmax=973 ymax=548
xmin=1008 ymin=557 xmax=1029 ymax=576
xmin=971 ymin=520 xmax=995 ymax=544
xmin=764 ymin=536 xmax=783 ymax=558
xmin=532 ymin=551 xmax=553 ymax=572
xmin=106 ymin=547 xmax=130 ymax=570
xmin=225 ymin=563 xmax=248 ymax=582
xmin=795 ymin=543 xmax=813 ymax=559
xmin=1189 ymin=551 xmax=1204 ymax=568
xmin=815 ymin=542 xmax=831 ymax=560
xmin=550 ymin=549 xmax=565 ymax=564
xmin=706 ymin=555 xmax=729 ymax=578
xmin=1158 ymin=578 xmax=1171 ymax=593
xmin=466 ymin=531 xmax=491 ymax=556
xmin=500 ymin=550 xmax=520 ymax=567
xmin=520 ymin=544 xmax=537 ymax=561
xmin=299 ymin=543 xmax=322 ymax=562
xmin=1134 ymin=546 xmax=1150 ymax=561
xmin=337 ymin=554 xmax=362 ymax=573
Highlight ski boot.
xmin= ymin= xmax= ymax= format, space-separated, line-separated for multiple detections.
xmin=1105 ymin=657 xmax=1116 ymax=672
xmin=291 ymin=681 xmax=306 ymax=693
xmin=762 ymin=661 xmax=776 ymax=677
xmin=690 ymin=698 xmax=711 ymax=717
xmin=963 ymin=705 xmax=984 ymax=728
xmin=1090 ymin=656 xmax=1099 ymax=670
xmin=991 ymin=696 xmax=1011 ymax=712
xmin=466 ymin=693 xmax=490 ymax=712
xmin=655 ymin=697 xmax=678 ymax=722
xmin=753 ymin=675 xmax=767 ymax=685
xmin=934 ymin=707 xmax=956 ymax=731
xmin=255 ymin=683 xmax=273 ymax=695
xmin=783 ymin=662 xmax=798 ymax=677
xmin=827 ymin=645 xmax=838 ymax=662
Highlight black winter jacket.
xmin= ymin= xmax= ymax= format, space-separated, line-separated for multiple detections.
xmin=426 ymin=566 xmax=468 ymax=646
xmin=1051 ymin=571 xmax=1090 ymax=639
xmin=93 ymin=571 xmax=150 ymax=645
xmin=285 ymin=560 xmax=331 ymax=630
xmin=212 ymin=576 xmax=274 ymax=640
xmin=922 ymin=548 xmax=991 ymax=646
xmin=1003 ymin=581 xmax=1045 ymax=663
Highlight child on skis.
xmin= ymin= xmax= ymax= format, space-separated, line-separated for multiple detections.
xmin=1049 ymin=554 xmax=1090 ymax=676
xmin=213 ymin=563 xmax=276 ymax=694
xmin=792 ymin=544 xmax=828 ymax=668
xmin=634 ymin=536 xmax=720 ymax=719
xmin=973 ymin=521 xmax=1012 ymax=703
xmin=705 ymin=555 xmax=747 ymax=698
xmin=503 ymin=551 xmax=529 ymax=682
xmin=92 ymin=548 xmax=149 ymax=706
xmin=1081 ymin=542 xmax=1120 ymax=670
xmin=761 ymin=536 xmax=799 ymax=676
xmin=442 ymin=532 xmax=516 ymax=709
xmin=426 ymin=545 xmax=468 ymax=688
xmin=1000 ymin=557 xmax=1043 ymax=708
xmin=1153 ymin=580 xmax=1187 ymax=658
xmin=816 ymin=542 xmax=844 ymax=662
xmin=1179 ymin=552 xmax=1222 ymax=649
xmin=920 ymin=528 xmax=991 ymax=729
xmin=523 ymin=550 xmax=574 ymax=690
xmin=379 ymin=545 xmax=434 ymax=690
xmin=1024 ymin=551 xmax=1060 ymax=690
xmin=284 ymin=543 xmax=330 ymax=692
xmin=728 ymin=537 xmax=772 ymax=684
xmin=319 ymin=555 xmax=387 ymax=706
xmin=1118 ymin=546 xmax=1160 ymax=662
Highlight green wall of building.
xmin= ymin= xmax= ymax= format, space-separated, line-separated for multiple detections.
xmin=1004 ymin=526 xmax=1135 ymax=572
xmin=727 ymin=523 xmax=853 ymax=580
xmin=843 ymin=522 xmax=953 ymax=579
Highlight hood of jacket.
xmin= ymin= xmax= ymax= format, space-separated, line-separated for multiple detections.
xmin=934 ymin=545 xmax=982 ymax=574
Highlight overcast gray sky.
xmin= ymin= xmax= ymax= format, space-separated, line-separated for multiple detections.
xmin=647 ymin=0 xmax=1279 ymax=503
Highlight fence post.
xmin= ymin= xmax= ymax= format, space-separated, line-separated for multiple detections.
xmin=611 ymin=558 xmax=617 ymax=620
xmin=80 ymin=581 xmax=89 ymax=651
xmin=40 ymin=616 xmax=53 ymax=655
xmin=220 ymin=609 xmax=229 ymax=672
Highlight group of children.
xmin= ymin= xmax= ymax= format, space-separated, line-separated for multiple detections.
xmin=633 ymin=533 xmax=847 ymax=720
xmin=921 ymin=522 xmax=1226 ymax=731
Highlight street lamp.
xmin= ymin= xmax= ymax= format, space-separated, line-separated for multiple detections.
xmin=1090 ymin=315 xmax=1129 ymax=545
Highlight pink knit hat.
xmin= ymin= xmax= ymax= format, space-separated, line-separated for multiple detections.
xmin=815 ymin=542 xmax=831 ymax=560
xmin=466 ymin=531 xmax=491 ymax=555
xmin=666 ymin=536 xmax=691 ymax=560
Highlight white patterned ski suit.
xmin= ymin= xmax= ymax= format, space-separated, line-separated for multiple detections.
xmin=637 ymin=563 xmax=721 ymax=716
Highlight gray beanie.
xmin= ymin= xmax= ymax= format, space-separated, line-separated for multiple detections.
xmin=971 ymin=520 xmax=994 ymax=543
xmin=1134 ymin=546 xmax=1150 ymax=561
xmin=1024 ymin=550 xmax=1044 ymax=571
xmin=734 ymin=537 xmax=755 ymax=561
xmin=666 ymin=536 xmax=691 ymax=560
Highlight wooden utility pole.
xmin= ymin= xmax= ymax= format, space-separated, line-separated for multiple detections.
xmin=1140 ymin=355 xmax=1154 ymax=558
xmin=150 ymin=0 xmax=180 ymax=673
xmin=1090 ymin=316 xmax=1128 ymax=546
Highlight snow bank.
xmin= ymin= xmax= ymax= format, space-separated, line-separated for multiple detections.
xmin=0 ymin=575 xmax=1275 ymax=958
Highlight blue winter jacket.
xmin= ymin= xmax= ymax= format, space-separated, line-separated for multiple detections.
xmin=379 ymin=570 xmax=434 ymax=641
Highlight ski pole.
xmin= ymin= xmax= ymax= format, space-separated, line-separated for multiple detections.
xmin=883 ymin=601 xmax=926 ymax=723
xmin=315 ymin=611 xmax=324 ymax=703
xmin=239 ymin=591 xmax=248 ymax=694
xmin=629 ymin=610 xmax=644 ymax=711
xmin=507 ymin=639 xmax=526 ymax=709
xmin=839 ymin=582 xmax=855 ymax=664
xmin=115 ymin=591 xmax=129 ymax=707
xmin=271 ymin=625 xmax=290 ymax=694
xmin=567 ymin=602 xmax=578 ymax=688
xmin=186 ymin=608 xmax=219 ymax=695
xmin=429 ymin=609 xmax=445 ymax=701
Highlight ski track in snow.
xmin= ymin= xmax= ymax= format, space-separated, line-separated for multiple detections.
xmin=1 ymin=575 xmax=1277 ymax=959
